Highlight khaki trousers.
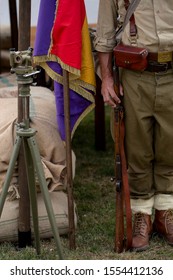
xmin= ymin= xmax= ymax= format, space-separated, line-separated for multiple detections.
xmin=121 ymin=68 xmax=173 ymax=199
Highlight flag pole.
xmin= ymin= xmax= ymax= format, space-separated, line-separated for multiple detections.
xmin=63 ymin=69 xmax=76 ymax=249
xmin=17 ymin=0 xmax=32 ymax=248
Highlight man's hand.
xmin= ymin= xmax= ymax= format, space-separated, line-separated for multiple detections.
xmin=98 ymin=51 xmax=123 ymax=107
xmin=101 ymin=76 xmax=123 ymax=107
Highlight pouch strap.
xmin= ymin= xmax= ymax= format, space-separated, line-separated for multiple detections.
xmin=124 ymin=0 xmax=137 ymax=35
xmin=123 ymin=0 xmax=140 ymax=43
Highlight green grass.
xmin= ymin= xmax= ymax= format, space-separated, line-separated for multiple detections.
xmin=0 ymin=106 xmax=173 ymax=260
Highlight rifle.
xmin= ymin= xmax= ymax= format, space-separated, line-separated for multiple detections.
xmin=113 ymin=64 xmax=132 ymax=253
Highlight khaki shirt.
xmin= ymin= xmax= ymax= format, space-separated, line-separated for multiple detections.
xmin=94 ymin=0 xmax=173 ymax=53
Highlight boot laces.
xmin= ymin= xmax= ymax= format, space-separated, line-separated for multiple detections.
xmin=133 ymin=213 xmax=147 ymax=237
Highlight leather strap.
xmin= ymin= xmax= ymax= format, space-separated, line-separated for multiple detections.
xmin=119 ymin=110 xmax=132 ymax=250
xmin=116 ymin=0 xmax=141 ymax=41
xmin=146 ymin=62 xmax=172 ymax=73
xmin=124 ymin=0 xmax=137 ymax=38
xmin=147 ymin=52 xmax=173 ymax=72
xmin=122 ymin=0 xmax=141 ymax=34
xmin=148 ymin=52 xmax=173 ymax=62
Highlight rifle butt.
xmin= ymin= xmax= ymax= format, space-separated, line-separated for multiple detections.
xmin=114 ymin=190 xmax=124 ymax=253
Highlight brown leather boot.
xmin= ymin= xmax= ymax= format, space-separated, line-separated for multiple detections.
xmin=153 ymin=209 xmax=173 ymax=245
xmin=132 ymin=212 xmax=153 ymax=252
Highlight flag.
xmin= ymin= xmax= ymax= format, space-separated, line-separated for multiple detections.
xmin=33 ymin=0 xmax=96 ymax=140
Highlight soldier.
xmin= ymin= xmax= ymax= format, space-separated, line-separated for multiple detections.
xmin=94 ymin=0 xmax=173 ymax=251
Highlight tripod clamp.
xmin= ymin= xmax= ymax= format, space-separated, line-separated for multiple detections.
xmin=9 ymin=47 xmax=40 ymax=76
xmin=10 ymin=47 xmax=40 ymax=90
xmin=10 ymin=48 xmax=41 ymax=131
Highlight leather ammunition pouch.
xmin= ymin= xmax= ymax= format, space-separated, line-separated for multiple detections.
xmin=114 ymin=43 xmax=148 ymax=71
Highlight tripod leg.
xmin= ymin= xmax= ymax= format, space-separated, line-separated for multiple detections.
xmin=0 ymin=136 xmax=22 ymax=216
xmin=23 ymin=138 xmax=41 ymax=254
xmin=27 ymin=136 xmax=64 ymax=260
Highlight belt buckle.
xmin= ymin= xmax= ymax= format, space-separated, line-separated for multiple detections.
xmin=158 ymin=62 xmax=168 ymax=74
xmin=149 ymin=61 xmax=169 ymax=74
xmin=152 ymin=62 xmax=169 ymax=74
xmin=158 ymin=51 xmax=172 ymax=63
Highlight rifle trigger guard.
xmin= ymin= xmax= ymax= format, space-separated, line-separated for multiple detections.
xmin=114 ymin=105 xmax=124 ymax=122
xmin=116 ymin=180 xmax=121 ymax=192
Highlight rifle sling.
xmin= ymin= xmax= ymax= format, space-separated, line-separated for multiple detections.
xmin=119 ymin=110 xmax=132 ymax=250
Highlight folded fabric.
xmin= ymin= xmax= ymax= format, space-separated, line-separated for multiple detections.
xmin=0 ymin=85 xmax=76 ymax=195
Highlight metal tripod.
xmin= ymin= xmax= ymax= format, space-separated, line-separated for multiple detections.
xmin=0 ymin=48 xmax=64 ymax=259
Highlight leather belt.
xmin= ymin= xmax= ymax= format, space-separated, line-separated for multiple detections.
xmin=146 ymin=51 xmax=173 ymax=73
xmin=148 ymin=51 xmax=173 ymax=63
xmin=146 ymin=61 xmax=172 ymax=73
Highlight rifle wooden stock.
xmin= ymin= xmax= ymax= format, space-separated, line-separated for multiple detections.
xmin=113 ymin=66 xmax=132 ymax=253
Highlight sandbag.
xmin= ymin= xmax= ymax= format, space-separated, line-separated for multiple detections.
xmin=0 ymin=85 xmax=77 ymax=241
xmin=0 ymin=191 xmax=77 ymax=242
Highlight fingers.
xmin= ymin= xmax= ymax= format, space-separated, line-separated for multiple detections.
xmin=101 ymin=77 xmax=124 ymax=107
xmin=119 ymin=84 xmax=124 ymax=96
xmin=101 ymin=85 xmax=121 ymax=107
xmin=114 ymin=84 xmax=124 ymax=97
xmin=103 ymin=88 xmax=120 ymax=107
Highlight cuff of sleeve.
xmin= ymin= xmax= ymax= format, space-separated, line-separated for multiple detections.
xmin=93 ymin=36 xmax=115 ymax=53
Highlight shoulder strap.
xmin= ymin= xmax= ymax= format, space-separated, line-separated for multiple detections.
xmin=116 ymin=0 xmax=141 ymax=41
xmin=122 ymin=0 xmax=141 ymax=32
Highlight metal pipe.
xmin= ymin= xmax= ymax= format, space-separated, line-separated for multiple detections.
xmin=17 ymin=0 xmax=32 ymax=248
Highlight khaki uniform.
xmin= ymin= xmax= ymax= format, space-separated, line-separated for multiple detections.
xmin=95 ymin=0 xmax=173 ymax=52
xmin=94 ymin=0 xmax=173 ymax=214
